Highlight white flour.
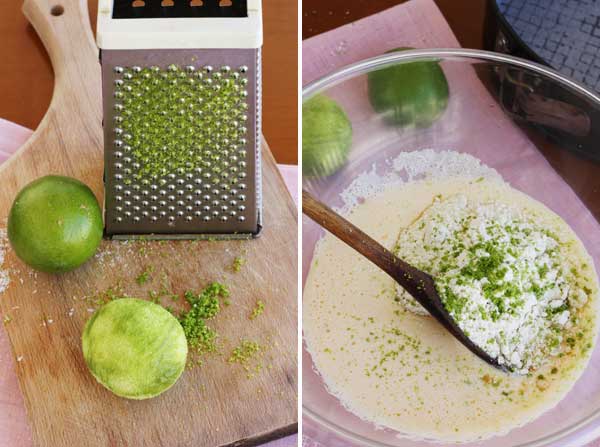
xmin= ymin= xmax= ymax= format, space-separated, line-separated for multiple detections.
xmin=335 ymin=149 xmax=500 ymax=214
xmin=395 ymin=194 xmax=590 ymax=373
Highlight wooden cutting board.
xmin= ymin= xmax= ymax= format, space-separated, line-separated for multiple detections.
xmin=0 ymin=0 xmax=298 ymax=446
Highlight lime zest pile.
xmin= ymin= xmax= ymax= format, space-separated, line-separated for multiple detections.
xmin=179 ymin=282 xmax=229 ymax=358
xmin=232 ymin=256 xmax=246 ymax=272
xmin=228 ymin=339 xmax=263 ymax=378
xmin=136 ymin=266 xmax=153 ymax=285
xmin=249 ymin=300 xmax=264 ymax=320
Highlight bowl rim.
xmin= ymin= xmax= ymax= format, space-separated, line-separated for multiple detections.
xmin=302 ymin=48 xmax=600 ymax=105
xmin=301 ymin=48 xmax=600 ymax=447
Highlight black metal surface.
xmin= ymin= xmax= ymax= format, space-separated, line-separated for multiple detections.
xmin=112 ymin=0 xmax=248 ymax=19
xmin=494 ymin=0 xmax=600 ymax=94
xmin=484 ymin=0 xmax=600 ymax=166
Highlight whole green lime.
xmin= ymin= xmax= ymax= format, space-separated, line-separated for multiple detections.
xmin=82 ymin=298 xmax=188 ymax=400
xmin=368 ymin=47 xmax=449 ymax=127
xmin=7 ymin=175 xmax=103 ymax=273
xmin=302 ymin=94 xmax=352 ymax=177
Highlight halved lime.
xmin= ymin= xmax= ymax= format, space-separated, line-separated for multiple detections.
xmin=82 ymin=298 xmax=188 ymax=400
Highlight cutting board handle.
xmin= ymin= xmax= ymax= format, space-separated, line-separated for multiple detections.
xmin=10 ymin=0 xmax=103 ymax=193
xmin=22 ymin=0 xmax=98 ymax=79
xmin=22 ymin=0 xmax=100 ymax=121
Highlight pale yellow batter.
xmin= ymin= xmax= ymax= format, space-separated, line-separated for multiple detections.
xmin=303 ymin=177 xmax=599 ymax=442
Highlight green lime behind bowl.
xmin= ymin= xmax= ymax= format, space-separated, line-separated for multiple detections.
xmin=82 ymin=298 xmax=188 ymax=400
xmin=7 ymin=175 xmax=103 ymax=273
xmin=302 ymin=94 xmax=353 ymax=177
xmin=368 ymin=47 xmax=449 ymax=127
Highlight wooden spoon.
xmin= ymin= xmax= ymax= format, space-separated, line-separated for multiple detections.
xmin=303 ymin=190 xmax=507 ymax=372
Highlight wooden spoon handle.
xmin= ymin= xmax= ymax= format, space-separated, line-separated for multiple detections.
xmin=303 ymin=190 xmax=506 ymax=371
xmin=302 ymin=190 xmax=429 ymax=293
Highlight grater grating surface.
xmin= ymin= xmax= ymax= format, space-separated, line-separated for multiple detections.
xmin=101 ymin=49 xmax=261 ymax=239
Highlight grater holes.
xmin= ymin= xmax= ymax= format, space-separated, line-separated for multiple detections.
xmin=110 ymin=62 xmax=252 ymax=228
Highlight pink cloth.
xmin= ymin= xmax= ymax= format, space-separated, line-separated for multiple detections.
xmin=0 ymin=117 xmax=298 ymax=447
xmin=303 ymin=0 xmax=600 ymax=446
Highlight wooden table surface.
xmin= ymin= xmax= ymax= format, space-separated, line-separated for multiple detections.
xmin=0 ymin=0 xmax=298 ymax=165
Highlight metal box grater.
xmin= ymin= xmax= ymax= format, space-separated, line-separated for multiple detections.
xmin=97 ymin=0 xmax=263 ymax=239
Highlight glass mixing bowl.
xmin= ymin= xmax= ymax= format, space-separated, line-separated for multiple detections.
xmin=302 ymin=49 xmax=600 ymax=447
